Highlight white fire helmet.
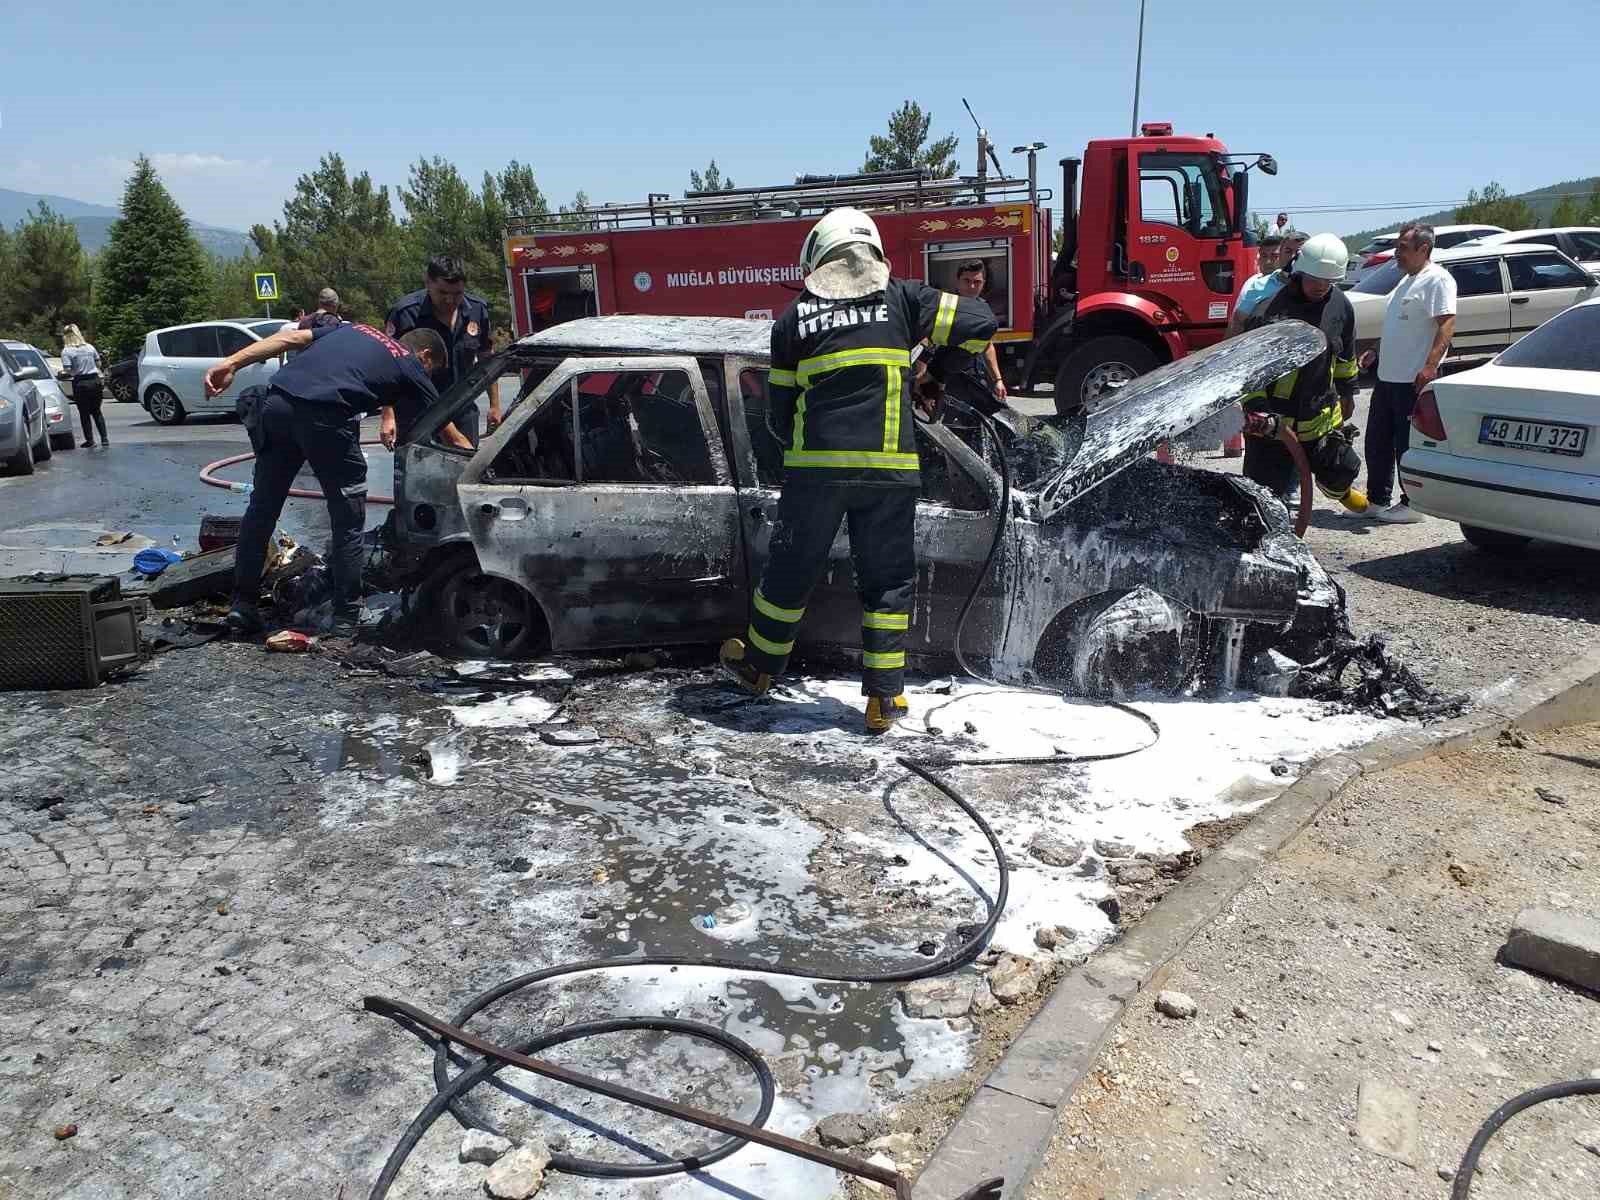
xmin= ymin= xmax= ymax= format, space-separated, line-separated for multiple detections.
xmin=799 ymin=207 xmax=885 ymax=274
xmin=1292 ymin=233 xmax=1350 ymax=283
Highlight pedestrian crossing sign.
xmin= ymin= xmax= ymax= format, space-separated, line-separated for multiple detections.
xmin=254 ymin=273 xmax=279 ymax=301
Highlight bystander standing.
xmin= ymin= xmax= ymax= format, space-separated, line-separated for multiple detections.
xmin=298 ymin=288 xmax=344 ymax=331
xmin=1359 ymin=222 xmax=1456 ymax=523
xmin=57 ymin=325 xmax=108 ymax=449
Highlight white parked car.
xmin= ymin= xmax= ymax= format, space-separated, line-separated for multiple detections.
xmin=1457 ymin=227 xmax=1600 ymax=274
xmin=1399 ymin=297 xmax=1600 ymax=553
xmin=1347 ymin=242 xmax=1600 ymax=363
xmin=0 ymin=342 xmax=75 ymax=451
xmin=1344 ymin=224 xmax=1506 ymax=287
xmin=138 ymin=318 xmax=290 ymax=425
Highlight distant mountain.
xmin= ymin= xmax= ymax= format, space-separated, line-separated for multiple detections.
xmin=1342 ymin=176 xmax=1600 ymax=250
xmin=0 ymin=187 xmax=255 ymax=259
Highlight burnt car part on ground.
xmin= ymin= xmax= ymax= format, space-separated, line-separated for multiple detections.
xmin=384 ymin=317 xmax=1340 ymax=698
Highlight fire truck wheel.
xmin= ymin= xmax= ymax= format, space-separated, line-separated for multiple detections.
xmin=1054 ymin=337 xmax=1158 ymax=415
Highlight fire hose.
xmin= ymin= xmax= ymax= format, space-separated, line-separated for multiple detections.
xmin=198 ymin=439 xmax=397 ymax=505
xmin=363 ymin=398 xmax=1163 ymax=1200
xmin=1241 ymin=411 xmax=1313 ymax=539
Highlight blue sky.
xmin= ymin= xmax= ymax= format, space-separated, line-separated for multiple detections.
xmin=3 ymin=1 xmax=1594 ymax=238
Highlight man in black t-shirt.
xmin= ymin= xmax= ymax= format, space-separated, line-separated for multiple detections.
xmin=203 ymin=322 xmax=443 ymax=635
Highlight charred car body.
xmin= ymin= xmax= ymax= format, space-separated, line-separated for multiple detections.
xmin=386 ymin=316 xmax=1338 ymax=695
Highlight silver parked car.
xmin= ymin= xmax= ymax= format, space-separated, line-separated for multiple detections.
xmin=1 ymin=342 xmax=76 ymax=452
xmin=138 ymin=318 xmax=289 ymax=425
xmin=0 ymin=345 xmax=54 ymax=474
xmin=385 ymin=315 xmax=1340 ymax=696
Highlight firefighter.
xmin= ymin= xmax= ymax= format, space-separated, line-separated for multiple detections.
xmin=386 ymin=255 xmax=498 ymax=442
xmin=1240 ymin=232 xmax=1368 ymax=515
xmin=202 ymin=322 xmax=443 ymax=636
xmin=719 ymin=207 xmax=998 ymax=733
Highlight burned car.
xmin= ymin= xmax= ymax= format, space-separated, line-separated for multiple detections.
xmin=388 ymin=316 xmax=1337 ymax=695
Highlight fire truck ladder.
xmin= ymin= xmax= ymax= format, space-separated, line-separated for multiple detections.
xmin=506 ymin=169 xmax=1050 ymax=236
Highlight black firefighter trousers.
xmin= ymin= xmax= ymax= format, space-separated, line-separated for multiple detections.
xmin=744 ymin=481 xmax=917 ymax=699
xmin=1243 ymin=425 xmax=1361 ymax=504
xmin=233 ymin=390 xmax=368 ymax=609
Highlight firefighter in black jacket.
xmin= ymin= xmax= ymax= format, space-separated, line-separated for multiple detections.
xmin=720 ymin=207 xmax=998 ymax=733
xmin=1241 ymin=232 xmax=1368 ymax=515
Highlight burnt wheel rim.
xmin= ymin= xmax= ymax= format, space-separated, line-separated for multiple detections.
xmin=440 ymin=571 xmax=532 ymax=658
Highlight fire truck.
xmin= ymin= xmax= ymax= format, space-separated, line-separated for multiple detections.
xmin=502 ymin=124 xmax=1276 ymax=411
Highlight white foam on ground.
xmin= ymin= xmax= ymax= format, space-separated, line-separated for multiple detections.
xmin=411 ymin=670 xmax=1391 ymax=1200
xmin=446 ymin=693 xmax=560 ymax=729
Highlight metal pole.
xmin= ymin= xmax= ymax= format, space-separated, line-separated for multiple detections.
xmin=1131 ymin=0 xmax=1146 ymax=136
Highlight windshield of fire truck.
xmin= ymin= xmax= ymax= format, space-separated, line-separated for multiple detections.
xmin=1138 ymin=152 xmax=1232 ymax=239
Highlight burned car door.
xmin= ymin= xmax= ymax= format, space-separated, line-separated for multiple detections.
xmin=718 ymin=360 xmax=1005 ymax=668
xmin=456 ymin=355 xmax=748 ymax=651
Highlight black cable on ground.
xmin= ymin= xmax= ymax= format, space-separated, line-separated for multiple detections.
xmin=1451 ymin=1077 xmax=1600 ymax=1200
xmin=367 ymin=396 xmax=1160 ymax=1198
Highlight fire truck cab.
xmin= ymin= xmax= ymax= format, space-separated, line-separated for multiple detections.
xmin=502 ymin=124 xmax=1273 ymax=413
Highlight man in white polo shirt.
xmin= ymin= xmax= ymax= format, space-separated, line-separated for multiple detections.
xmin=1359 ymin=222 xmax=1456 ymax=522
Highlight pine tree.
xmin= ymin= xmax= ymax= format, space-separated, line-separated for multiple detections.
xmin=265 ymin=153 xmax=409 ymax=325
xmin=1454 ymin=182 xmax=1536 ymax=231
xmin=92 ymin=156 xmax=211 ymax=359
xmin=861 ymin=102 xmax=960 ymax=177
xmin=689 ymin=160 xmax=736 ymax=193
xmin=4 ymin=204 xmax=93 ymax=346
xmin=1548 ymin=194 xmax=1584 ymax=228
xmin=400 ymin=156 xmax=509 ymax=330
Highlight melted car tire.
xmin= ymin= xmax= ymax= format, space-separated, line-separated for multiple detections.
xmin=422 ymin=553 xmax=549 ymax=660
xmin=1459 ymin=524 xmax=1531 ymax=555
xmin=146 ymin=386 xmax=186 ymax=426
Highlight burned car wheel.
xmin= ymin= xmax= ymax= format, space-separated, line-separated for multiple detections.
xmin=424 ymin=556 xmax=547 ymax=659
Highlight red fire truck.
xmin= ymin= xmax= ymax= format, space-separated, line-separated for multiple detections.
xmin=502 ymin=124 xmax=1276 ymax=411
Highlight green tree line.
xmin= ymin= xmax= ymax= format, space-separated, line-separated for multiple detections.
xmin=1 ymin=102 xmax=964 ymax=360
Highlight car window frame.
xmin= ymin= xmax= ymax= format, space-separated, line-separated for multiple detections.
xmin=1444 ymin=257 xmax=1507 ymax=298
xmin=215 ymin=324 xmax=255 ymax=357
xmin=1506 ymin=250 xmax=1591 ymax=292
xmin=157 ymin=325 xmax=221 ymax=359
xmin=460 ymin=353 xmax=732 ymax=489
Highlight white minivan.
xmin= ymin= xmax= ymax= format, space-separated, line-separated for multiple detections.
xmin=138 ymin=319 xmax=289 ymax=425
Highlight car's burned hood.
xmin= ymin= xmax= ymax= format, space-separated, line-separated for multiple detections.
xmin=1028 ymin=322 xmax=1327 ymax=521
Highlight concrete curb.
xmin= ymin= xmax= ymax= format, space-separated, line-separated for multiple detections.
xmin=911 ymin=647 xmax=1600 ymax=1200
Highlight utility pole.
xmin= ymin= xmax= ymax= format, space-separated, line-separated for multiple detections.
xmin=1131 ymin=0 xmax=1147 ymax=136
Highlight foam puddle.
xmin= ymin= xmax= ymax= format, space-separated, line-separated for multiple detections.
xmin=356 ymin=671 xmax=1388 ymax=1200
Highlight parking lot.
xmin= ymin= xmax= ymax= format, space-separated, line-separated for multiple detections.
xmin=3 ymin=383 xmax=1598 ymax=1200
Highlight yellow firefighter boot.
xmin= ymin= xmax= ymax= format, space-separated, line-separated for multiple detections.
xmin=1338 ymin=486 xmax=1369 ymax=514
xmin=718 ymin=638 xmax=772 ymax=696
xmin=865 ymin=694 xmax=909 ymax=735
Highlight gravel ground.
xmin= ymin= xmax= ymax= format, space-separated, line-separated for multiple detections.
xmin=1026 ymin=720 xmax=1600 ymax=1200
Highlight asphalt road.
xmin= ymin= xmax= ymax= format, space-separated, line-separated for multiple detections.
xmin=0 ymin=400 xmax=394 ymax=576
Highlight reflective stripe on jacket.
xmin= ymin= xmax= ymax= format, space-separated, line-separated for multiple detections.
xmin=1242 ymin=278 xmax=1358 ymax=438
xmin=768 ymin=278 xmax=998 ymax=486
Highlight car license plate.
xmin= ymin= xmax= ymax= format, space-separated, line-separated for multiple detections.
xmin=1478 ymin=415 xmax=1588 ymax=457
